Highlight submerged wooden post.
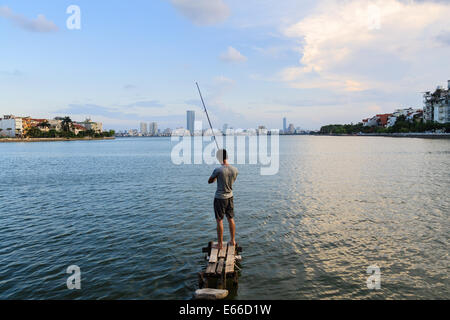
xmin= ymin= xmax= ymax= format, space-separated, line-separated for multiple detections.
xmin=194 ymin=288 xmax=228 ymax=300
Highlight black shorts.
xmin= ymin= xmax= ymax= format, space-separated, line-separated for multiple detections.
xmin=214 ymin=197 xmax=234 ymax=221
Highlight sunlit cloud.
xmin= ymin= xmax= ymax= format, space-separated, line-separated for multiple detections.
xmin=280 ymin=0 xmax=450 ymax=92
xmin=219 ymin=46 xmax=247 ymax=63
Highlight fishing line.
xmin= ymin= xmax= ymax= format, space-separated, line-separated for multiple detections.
xmin=196 ymin=82 xmax=220 ymax=150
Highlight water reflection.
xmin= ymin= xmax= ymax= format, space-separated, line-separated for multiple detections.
xmin=0 ymin=137 xmax=448 ymax=299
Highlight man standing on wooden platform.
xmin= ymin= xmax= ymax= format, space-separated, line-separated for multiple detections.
xmin=208 ymin=149 xmax=239 ymax=250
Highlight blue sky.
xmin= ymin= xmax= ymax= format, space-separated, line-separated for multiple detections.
xmin=1 ymin=0 xmax=449 ymax=130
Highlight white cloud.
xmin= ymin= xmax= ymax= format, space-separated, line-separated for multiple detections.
xmin=219 ymin=46 xmax=248 ymax=63
xmin=214 ymin=75 xmax=235 ymax=86
xmin=0 ymin=6 xmax=58 ymax=32
xmin=169 ymin=0 xmax=230 ymax=26
xmin=280 ymin=0 xmax=450 ymax=92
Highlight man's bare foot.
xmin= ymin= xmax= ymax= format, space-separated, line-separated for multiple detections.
xmin=228 ymin=240 xmax=236 ymax=247
xmin=216 ymin=242 xmax=223 ymax=250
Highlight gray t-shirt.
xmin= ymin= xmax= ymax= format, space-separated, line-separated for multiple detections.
xmin=210 ymin=165 xmax=239 ymax=199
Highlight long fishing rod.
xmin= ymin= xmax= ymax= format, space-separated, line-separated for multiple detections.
xmin=196 ymin=82 xmax=220 ymax=150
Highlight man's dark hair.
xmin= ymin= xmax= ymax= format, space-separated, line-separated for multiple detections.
xmin=216 ymin=149 xmax=228 ymax=163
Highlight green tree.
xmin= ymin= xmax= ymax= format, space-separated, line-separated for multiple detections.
xmin=38 ymin=120 xmax=51 ymax=130
xmin=61 ymin=117 xmax=73 ymax=133
xmin=48 ymin=129 xmax=58 ymax=138
xmin=26 ymin=127 xmax=43 ymax=138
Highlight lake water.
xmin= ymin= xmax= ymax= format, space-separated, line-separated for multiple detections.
xmin=0 ymin=136 xmax=448 ymax=299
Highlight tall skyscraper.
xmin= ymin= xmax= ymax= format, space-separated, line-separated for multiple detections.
xmin=140 ymin=122 xmax=148 ymax=135
xmin=283 ymin=117 xmax=287 ymax=133
xmin=149 ymin=122 xmax=158 ymax=136
xmin=187 ymin=110 xmax=195 ymax=135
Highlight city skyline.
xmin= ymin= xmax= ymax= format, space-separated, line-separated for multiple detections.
xmin=186 ymin=110 xmax=195 ymax=135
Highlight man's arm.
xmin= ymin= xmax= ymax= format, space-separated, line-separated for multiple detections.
xmin=208 ymin=169 xmax=218 ymax=184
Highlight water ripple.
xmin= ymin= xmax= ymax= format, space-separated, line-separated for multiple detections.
xmin=0 ymin=137 xmax=449 ymax=299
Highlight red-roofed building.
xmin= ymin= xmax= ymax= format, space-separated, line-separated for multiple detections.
xmin=376 ymin=114 xmax=393 ymax=127
xmin=362 ymin=114 xmax=393 ymax=127
xmin=72 ymin=123 xmax=87 ymax=135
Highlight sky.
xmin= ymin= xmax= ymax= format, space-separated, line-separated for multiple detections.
xmin=1 ymin=0 xmax=449 ymax=131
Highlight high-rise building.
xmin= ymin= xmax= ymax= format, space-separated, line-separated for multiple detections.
xmin=283 ymin=117 xmax=287 ymax=133
xmin=423 ymin=80 xmax=450 ymax=124
xmin=187 ymin=110 xmax=195 ymax=135
xmin=149 ymin=122 xmax=158 ymax=136
xmin=140 ymin=122 xmax=148 ymax=135
xmin=223 ymin=123 xmax=228 ymax=134
xmin=0 ymin=115 xmax=23 ymax=137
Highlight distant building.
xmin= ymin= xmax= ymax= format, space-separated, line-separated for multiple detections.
xmin=0 ymin=115 xmax=23 ymax=137
xmin=149 ymin=122 xmax=158 ymax=136
xmin=423 ymin=81 xmax=450 ymax=124
xmin=162 ymin=128 xmax=172 ymax=136
xmin=172 ymin=127 xmax=190 ymax=136
xmin=225 ymin=128 xmax=235 ymax=136
xmin=223 ymin=123 xmax=228 ymax=134
xmin=72 ymin=123 xmax=87 ymax=135
xmin=363 ymin=114 xmax=392 ymax=127
xmin=140 ymin=122 xmax=148 ymax=135
xmin=283 ymin=117 xmax=287 ymax=133
xmin=257 ymin=125 xmax=268 ymax=135
xmin=128 ymin=129 xmax=138 ymax=136
xmin=48 ymin=118 xmax=63 ymax=131
xmin=363 ymin=116 xmax=378 ymax=127
xmin=22 ymin=118 xmax=52 ymax=133
xmin=187 ymin=110 xmax=195 ymax=135
xmin=387 ymin=108 xmax=423 ymax=127
xmin=78 ymin=118 xmax=103 ymax=133
xmin=287 ymin=123 xmax=295 ymax=134
xmin=377 ymin=114 xmax=392 ymax=127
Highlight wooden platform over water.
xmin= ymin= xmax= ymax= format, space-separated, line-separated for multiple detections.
xmin=206 ymin=242 xmax=238 ymax=276
xmin=197 ymin=241 xmax=242 ymax=299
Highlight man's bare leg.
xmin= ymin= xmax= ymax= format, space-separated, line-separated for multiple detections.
xmin=227 ymin=217 xmax=236 ymax=246
xmin=216 ymin=219 xmax=224 ymax=249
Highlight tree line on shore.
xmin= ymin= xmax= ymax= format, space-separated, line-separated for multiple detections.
xmin=320 ymin=116 xmax=450 ymax=135
xmin=0 ymin=117 xmax=115 ymax=139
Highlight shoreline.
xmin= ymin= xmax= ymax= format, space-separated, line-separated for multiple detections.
xmin=115 ymin=134 xmax=450 ymax=139
xmin=315 ymin=133 xmax=450 ymax=139
xmin=0 ymin=137 xmax=115 ymax=143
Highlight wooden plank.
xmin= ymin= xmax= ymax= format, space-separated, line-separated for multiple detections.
xmin=225 ymin=244 xmax=235 ymax=274
xmin=206 ymin=262 xmax=217 ymax=274
xmin=225 ymin=260 xmax=235 ymax=274
xmin=202 ymin=242 xmax=239 ymax=276
xmin=209 ymin=246 xmax=219 ymax=263
xmin=216 ymin=258 xmax=225 ymax=275
xmin=225 ymin=244 xmax=235 ymax=264
xmin=218 ymin=246 xmax=227 ymax=258
xmin=226 ymin=244 xmax=235 ymax=256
